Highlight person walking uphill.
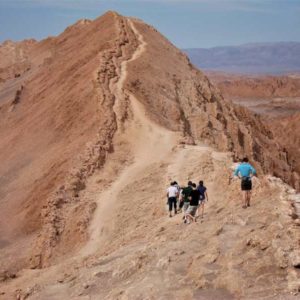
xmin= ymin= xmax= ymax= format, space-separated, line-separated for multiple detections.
xmin=167 ymin=182 xmax=179 ymax=217
xmin=234 ymin=157 xmax=256 ymax=208
xmin=185 ymin=183 xmax=200 ymax=223
xmin=180 ymin=181 xmax=193 ymax=220
xmin=197 ymin=180 xmax=208 ymax=218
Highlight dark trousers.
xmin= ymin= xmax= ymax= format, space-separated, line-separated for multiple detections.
xmin=168 ymin=197 xmax=177 ymax=212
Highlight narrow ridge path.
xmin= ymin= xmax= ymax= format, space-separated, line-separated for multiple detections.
xmin=81 ymin=18 xmax=179 ymax=256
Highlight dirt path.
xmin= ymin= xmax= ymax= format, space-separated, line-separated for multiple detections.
xmin=81 ymin=19 xmax=179 ymax=256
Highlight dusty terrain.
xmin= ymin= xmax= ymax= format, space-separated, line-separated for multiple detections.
xmin=1 ymin=11 xmax=300 ymax=299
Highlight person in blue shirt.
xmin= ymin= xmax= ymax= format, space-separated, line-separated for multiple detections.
xmin=234 ymin=157 xmax=256 ymax=208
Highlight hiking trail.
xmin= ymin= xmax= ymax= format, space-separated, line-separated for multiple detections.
xmin=81 ymin=18 xmax=179 ymax=256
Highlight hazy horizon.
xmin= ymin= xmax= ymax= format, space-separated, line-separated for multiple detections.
xmin=183 ymin=41 xmax=300 ymax=50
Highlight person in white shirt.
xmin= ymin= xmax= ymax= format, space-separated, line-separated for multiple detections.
xmin=173 ymin=181 xmax=181 ymax=211
xmin=166 ymin=181 xmax=179 ymax=217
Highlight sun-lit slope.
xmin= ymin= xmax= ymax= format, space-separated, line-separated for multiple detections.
xmin=2 ymin=142 xmax=299 ymax=299
xmin=125 ymin=19 xmax=295 ymax=188
xmin=0 ymin=12 xmax=125 ymax=271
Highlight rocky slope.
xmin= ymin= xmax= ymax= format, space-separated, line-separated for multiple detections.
xmin=123 ymin=20 xmax=297 ymax=188
xmin=208 ymin=73 xmax=300 ymax=100
xmin=0 ymin=11 xmax=300 ymax=299
xmin=268 ymin=113 xmax=300 ymax=191
xmin=0 ymin=39 xmax=36 ymax=83
xmin=207 ymin=72 xmax=300 ymax=190
xmin=0 ymin=12 xmax=126 ymax=272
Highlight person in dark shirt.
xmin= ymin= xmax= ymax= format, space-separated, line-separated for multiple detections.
xmin=197 ymin=180 xmax=208 ymax=219
xmin=180 ymin=181 xmax=193 ymax=218
xmin=185 ymin=183 xmax=200 ymax=223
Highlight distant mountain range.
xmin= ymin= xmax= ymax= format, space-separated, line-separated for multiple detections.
xmin=183 ymin=42 xmax=300 ymax=74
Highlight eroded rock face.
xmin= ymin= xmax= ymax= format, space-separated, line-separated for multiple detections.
xmin=0 ymin=39 xmax=36 ymax=83
xmin=124 ymin=21 xmax=295 ymax=187
xmin=268 ymin=112 xmax=300 ymax=191
xmin=205 ymin=72 xmax=300 ymax=190
xmin=207 ymin=73 xmax=300 ymax=99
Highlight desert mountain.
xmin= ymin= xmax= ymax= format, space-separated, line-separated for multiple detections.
xmin=184 ymin=42 xmax=300 ymax=74
xmin=0 ymin=12 xmax=300 ymax=299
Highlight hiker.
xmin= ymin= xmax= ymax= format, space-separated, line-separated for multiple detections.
xmin=173 ymin=181 xmax=181 ymax=209
xmin=180 ymin=181 xmax=193 ymax=221
xmin=185 ymin=183 xmax=200 ymax=223
xmin=234 ymin=157 xmax=256 ymax=208
xmin=173 ymin=181 xmax=180 ymax=193
xmin=197 ymin=180 xmax=208 ymax=218
xmin=166 ymin=181 xmax=179 ymax=217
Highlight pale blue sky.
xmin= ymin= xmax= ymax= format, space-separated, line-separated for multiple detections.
xmin=0 ymin=0 xmax=299 ymax=48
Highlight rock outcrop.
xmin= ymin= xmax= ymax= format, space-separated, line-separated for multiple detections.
xmin=268 ymin=112 xmax=300 ymax=191
xmin=124 ymin=21 xmax=295 ymax=187
xmin=0 ymin=39 xmax=36 ymax=83
xmin=207 ymin=72 xmax=300 ymax=99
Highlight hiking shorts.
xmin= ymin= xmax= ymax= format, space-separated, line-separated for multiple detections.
xmin=179 ymin=200 xmax=184 ymax=209
xmin=241 ymin=177 xmax=252 ymax=191
xmin=186 ymin=205 xmax=198 ymax=216
xmin=199 ymin=195 xmax=205 ymax=204
xmin=183 ymin=202 xmax=190 ymax=212
xmin=199 ymin=199 xmax=206 ymax=205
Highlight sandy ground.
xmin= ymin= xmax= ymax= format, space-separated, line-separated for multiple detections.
xmin=2 ymin=141 xmax=299 ymax=299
